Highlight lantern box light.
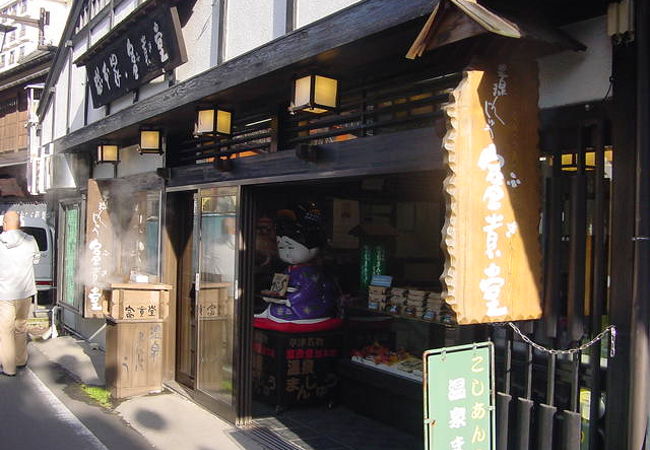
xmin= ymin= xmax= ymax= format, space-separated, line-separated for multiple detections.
xmin=139 ymin=129 xmax=162 ymax=154
xmin=196 ymin=108 xmax=232 ymax=135
xmin=290 ymin=74 xmax=338 ymax=114
xmin=97 ymin=143 xmax=119 ymax=163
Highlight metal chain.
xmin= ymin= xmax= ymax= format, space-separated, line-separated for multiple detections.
xmin=505 ymin=322 xmax=617 ymax=357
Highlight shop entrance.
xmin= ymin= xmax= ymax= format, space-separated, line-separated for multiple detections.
xmin=173 ymin=187 xmax=240 ymax=422
xmin=247 ymin=171 xmax=480 ymax=449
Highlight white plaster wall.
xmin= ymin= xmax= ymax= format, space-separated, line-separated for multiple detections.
xmin=138 ymin=76 xmax=168 ymax=101
xmin=53 ymin=53 xmax=69 ymax=139
xmin=69 ymin=43 xmax=87 ymax=132
xmin=89 ymin=13 xmax=110 ymax=45
xmin=92 ymin=161 xmax=114 ymax=179
xmin=174 ymin=0 xmax=216 ymax=80
xmin=86 ymin=99 xmax=105 ymax=123
xmin=295 ymin=0 xmax=361 ymax=28
xmin=116 ymin=144 xmax=162 ymax=177
xmin=109 ymin=91 xmax=134 ymax=114
xmin=91 ymin=145 xmax=162 ymax=179
xmin=40 ymin=102 xmax=53 ymax=144
xmin=538 ymin=16 xmax=612 ymax=109
xmin=43 ymin=0 xmax=71 ymax=47
xmin=224 ymin=0 xmax=281 ymax=61
xmin=109 ymin=76 xmax=169 ymax=113
xmin=113 ymin=0 xmax=136 ymax=25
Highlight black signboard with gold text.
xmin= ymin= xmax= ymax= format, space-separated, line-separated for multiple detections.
xmin=80 ymin=6 xmax=186 ymax=108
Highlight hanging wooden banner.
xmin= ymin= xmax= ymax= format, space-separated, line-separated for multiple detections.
xmin=441 ymin=59 xmax=543 ymax=324
xmin=83 ymin=179 xmax=114 ymax=318
xmin=79 ymin=6 xmax=187 ymax=108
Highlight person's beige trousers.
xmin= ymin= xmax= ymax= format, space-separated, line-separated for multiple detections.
xmin=0 ymin=297 xmax=31 ymax=375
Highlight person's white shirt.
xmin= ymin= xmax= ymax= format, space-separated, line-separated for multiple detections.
xmin=0 ymin=229 xmax=40 ymax=300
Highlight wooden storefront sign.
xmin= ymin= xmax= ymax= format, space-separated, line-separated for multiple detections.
xmin=80 ymin=6 xmax=187 ymax=108
xmin=423 ymin=342 xmax=495 ymax=450
xmin=84 ymin=179 xmax=113 ymax=318
xmin=441 ymin=59 xmax=543 ymax=323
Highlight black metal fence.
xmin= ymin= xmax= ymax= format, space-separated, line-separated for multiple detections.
xmin=489 ymin=112 xmax=613 ymax=450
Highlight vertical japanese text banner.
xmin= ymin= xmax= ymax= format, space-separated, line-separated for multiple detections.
xmin=441 ymin=58 xmax=543 ymax=323
xmin=83 ymin=180 xmax=114 ymax=318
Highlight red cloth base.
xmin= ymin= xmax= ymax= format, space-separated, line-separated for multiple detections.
xmin=253 ymin=317 xmax=343 ymax=333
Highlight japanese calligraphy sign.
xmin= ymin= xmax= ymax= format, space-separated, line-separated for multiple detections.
xmin=441 ymin=58 xmax=543 ymax=323
xmin=84 ymin=179 xmax=114 ymax=318
xmin=80 ymin=6 xmax=187 ymax=108
xmin=252 ymin=329 xmax=341 ymax=407
xmin=424 ymin=342 xmax=495 ymax=450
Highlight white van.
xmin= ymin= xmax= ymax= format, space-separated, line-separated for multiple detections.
xmin=0 ymin=211 xmax=55 ymax=304
xmin=20 ymin=217 xmax=55 ymax=304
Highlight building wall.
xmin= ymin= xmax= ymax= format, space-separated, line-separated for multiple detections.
xmin=65 ymin=0 xmax=368 ymax=132
xmin=295 ymin=0 xmax=361 ymax=28
xmin=538 ymin=16 xmax=612 ymax=109
xmin=224 ymin=0 xmax=284 ymax=60
xmin=0 ymin=0 xmax=71 ymax=72
xmin=69 ymin=44 xmax=86 ymax=131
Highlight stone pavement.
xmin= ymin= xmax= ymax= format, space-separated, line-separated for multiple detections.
xmin=30 ymin=336 xmax=265 ymax=450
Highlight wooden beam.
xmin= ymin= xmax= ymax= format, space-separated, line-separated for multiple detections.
xmin=166 ymin=127 xmax=443 ymax=189
xmin=53 ymin=0 xmax=435 ymax=154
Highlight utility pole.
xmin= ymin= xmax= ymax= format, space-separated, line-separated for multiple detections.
xmin=0 ymin=7 xmax=49 ymax=50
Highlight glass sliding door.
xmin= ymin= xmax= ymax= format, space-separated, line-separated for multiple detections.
xmin=59 ymin=201 xmax=82 ymax=310
xmin=196 ymin=187 xmax=239 ymax=418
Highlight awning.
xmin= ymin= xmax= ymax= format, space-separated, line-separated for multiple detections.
xmin=0 ymin=68 xmax=49 ymax=92
xmin=407 ymin=0 xmax=586 ymax=59
xmin=0 ymin=150 xmax=28 ymax=168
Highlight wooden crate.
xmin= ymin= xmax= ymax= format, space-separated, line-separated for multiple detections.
xmin=105 ymin=318 xmax=164 ymax=398
xmin=109 ymin=283 xmax=172 ymax=320
xmin=198 ymin=282 xmax=232 ymax=318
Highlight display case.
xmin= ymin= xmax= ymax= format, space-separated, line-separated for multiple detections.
xmin=337 ymin=299 xmax=489 ymax=435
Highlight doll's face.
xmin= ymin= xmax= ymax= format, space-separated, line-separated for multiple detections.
xmin=277 ymin=235 xmax=319 ymax=265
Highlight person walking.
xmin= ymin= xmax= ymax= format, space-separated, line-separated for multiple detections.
xmin=0 ymin=211 xmax=40 ymax=376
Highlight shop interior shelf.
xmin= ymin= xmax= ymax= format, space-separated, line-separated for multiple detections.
xmin=344 ymin=305 xmax=457 ymax=327
xmin=337 ymin=358 xmax=424 ymax=436
xmin=349 ymin=356 xmax=423 ymax=382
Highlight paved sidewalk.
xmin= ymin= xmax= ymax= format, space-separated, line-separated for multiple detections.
xmin=31 ymin=336 xmax=264 ymax=450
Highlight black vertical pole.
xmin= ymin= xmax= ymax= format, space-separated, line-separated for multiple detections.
xmin=629 ymin=0 xmax=650 ymax=446
xmin=567 ymin=126 xmax=587 ymax=343
xmin=604 ymin=36 xmax=637 ymax=450
xmin=588 ymin=121 xmax=606 ymax=450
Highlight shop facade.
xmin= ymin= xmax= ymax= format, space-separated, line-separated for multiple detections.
xmin=34 ymin=0 xmax=649 ymax=448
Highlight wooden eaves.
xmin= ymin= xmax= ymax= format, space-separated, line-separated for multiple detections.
xmin=50 ymin=0 xmax=435 ymax=155
xmin=407 ymin=0 xmax=586 ymax=59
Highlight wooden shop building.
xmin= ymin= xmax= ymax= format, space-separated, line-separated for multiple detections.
xmin=34 ymin=0 xmax=650 ymax=448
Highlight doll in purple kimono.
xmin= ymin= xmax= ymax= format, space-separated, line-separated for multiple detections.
xmin=254 ymin=203 xmax=340 ymax=331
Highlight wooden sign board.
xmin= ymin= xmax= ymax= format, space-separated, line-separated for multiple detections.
xmin=423 ymin=342 xmax=495 ymax=449
xmin=441 ymin=59 xmax=543 ymax=324
xmin=81 ymin=6 xmax=187 ymax=108
xmin=84 ymin=179 xmax=113 ymax=318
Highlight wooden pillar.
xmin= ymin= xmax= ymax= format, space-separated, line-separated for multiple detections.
xmin=605 ymin=38 xmax=637 ymax=450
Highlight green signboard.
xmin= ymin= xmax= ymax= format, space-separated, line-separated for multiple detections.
xmin=424 ymin=342 xmax=495 ymax=450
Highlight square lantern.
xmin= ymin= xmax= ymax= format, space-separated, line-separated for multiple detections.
xmin=97 ymin=143 xmax=119 ymax=163
xmin=195 ymin=107 xmax=232 ymax=135
xmin=139 ymin=129 xmax=163 ymax=154
xmin=290 ymin=74 xmax=338 ymax=114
